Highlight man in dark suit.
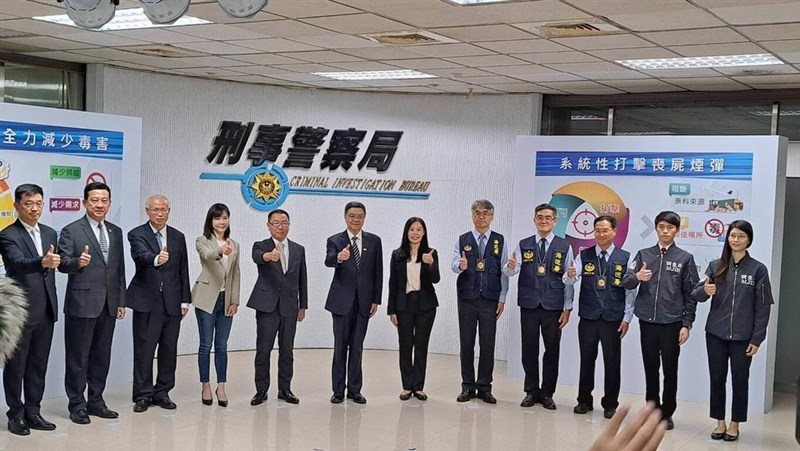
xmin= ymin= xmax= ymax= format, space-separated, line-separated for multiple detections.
xmin=0 ymin=184 xmax=59 ymax=435
xmin=248 ymin=209 xmax=308 ymax=406
xmin=325 ymin=201 xmax=383 ymax=404
xmin=58 ymin=182 xmax=126 ymax=425
xmin=126 ymin=194 xmax=190 ymax=413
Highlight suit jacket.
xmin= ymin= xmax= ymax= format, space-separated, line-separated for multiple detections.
xmin=126 ymin=223 xmax=190 ymax=316
xmin=387 ymin=248 xmax=440 ymax=315
xmin=247 ymin=238 xmax=308 ymax=317
xmin=191 ymin=236 xmax=241 ymax=314
xmin=0 ymin=220 xmax=58 ymax=325
xmin=324 ymin=231 xmax=383 ymax=316
xmin=58 ymin=216 xmax=125 ymax=318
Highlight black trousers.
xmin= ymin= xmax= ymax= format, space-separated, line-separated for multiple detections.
xmin=577 ymin=318 xmax=621 ymax=411
xmin=396 ymin=292 xmax=437 ymax=392
xmin=521 ymin=306 xmax=562 ymax=397
xmin=706 ymin=333 xmax=752 ymax=422
xmin=457 ymin=297 xmax=498 ymax=392
xmin=3 ymin=319 xmax=54 ymax=420
xmin=331 ymin=299 xmax=370 ymax=394
xmin=132 ymin=303 xmax=181 ymax=403
xmin=64 ymin=307 xmax=117 ymax=413
xmin=255 ymin=310 xmax=298 ymax=392
xmin=640 ymin=320 xmax=682 ymax=419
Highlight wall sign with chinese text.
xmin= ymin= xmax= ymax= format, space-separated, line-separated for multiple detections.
xmin=1 ymin=121 xmax=124 ymax=160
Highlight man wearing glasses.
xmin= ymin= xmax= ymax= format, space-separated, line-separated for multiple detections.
xmin=126 ymin=195 xmax=190 ymax=413
xmin=248 ymin=209 xmax=307 ymax=406
xmin=505 ymin=203 xmax=576 ymax=410
xmin=452 ymin=199 xmax=510 ymax=404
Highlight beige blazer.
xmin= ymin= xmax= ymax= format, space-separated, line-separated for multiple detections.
xmin=191 ymin=236 xmax=241 ymax=314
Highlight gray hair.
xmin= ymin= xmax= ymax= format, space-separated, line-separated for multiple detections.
xmin=471 ymin=199 xmax=494 ymax=213
xmin=146 ymin=194 xmax=170 ymax=208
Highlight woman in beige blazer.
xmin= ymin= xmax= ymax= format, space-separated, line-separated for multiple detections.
xmin=192 ymin=203 xmax=240 ymax=407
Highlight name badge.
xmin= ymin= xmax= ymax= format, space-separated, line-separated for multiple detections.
xmin=476 ymin=259 xmax=486 ymax=272
xmin=536 ymin=264 xmax=546 ymax=276
xmin=596 ymin=278 xmax=607 ymax=290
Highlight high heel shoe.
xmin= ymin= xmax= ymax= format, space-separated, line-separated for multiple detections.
xmin=216 ymin=386 xmax=228 ymax=407
xmin=202 ymin=386 xmax=213 ymax=406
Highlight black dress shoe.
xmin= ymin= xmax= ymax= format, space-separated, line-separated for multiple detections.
xmin=25 ymin=414 xmax=56 ymax=431
xmin=153 ymin=398 xmax=177 ymax=410
xmin=87 ymin=405 xmax=119 ymax=419
xmin=520 ymin=394 xmax=536 ymax=408
xmin=414 ymin=391 xmax=428 ymax=401
xmin=347 ymin=392 xmax=367 ymax=404
xmin=573 ymin=403 xmax=593 ymax=414
xmin=70 ymin=409 xmax=91 ymax=425
xmin=477 ymin=391 xmax=497 ymax=404
xmin=133 ymin=400 xmax=151 ymax=413
xmin=399 ymin=391 xmax=413 ymax=401
xmin=723 ymin=432 xmax=739 ymax=442
xmin=330 ymin=392 xmax=344 ymax=404
xmin=457 ymin=389 xmax=476 ymax=402
xmin=665 ymin=417 xmax=675 ymax=430
xmin=7 ymin=417 xmax=30 ymax=436
xmin=710 ymin=431 xmax=725 ymax=440
xmin=278 ymin=390 xmax=300 ymax=405
xmin=202 ymin=390 xmax=213 ymax=406
xmin=251 ymin=391 xmax=268 ymax=406
xmin=603 ymin=409 xmax=616 ymax=419
xmin=540 ymin=396 xmax=557 ymax=410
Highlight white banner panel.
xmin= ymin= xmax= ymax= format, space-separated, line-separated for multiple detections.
xmin=509 ymin=136 xmax=786 ymax=413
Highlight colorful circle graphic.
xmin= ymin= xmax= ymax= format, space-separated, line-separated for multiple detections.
xmin=548 ymin=181 xmax=630 ymax=255
xmin=0 ymin=179 xmax=16 ymax=231
xmin=241 ymin=164 xmax=290 ymax=212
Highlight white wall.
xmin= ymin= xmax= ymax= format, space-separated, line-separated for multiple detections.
xmin=98 ymin=66 xmax=541 ymax=360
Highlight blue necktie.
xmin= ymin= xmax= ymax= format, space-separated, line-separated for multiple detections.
xmin=351 ymin=236 xmax=361 ymax=269
xmin=478 ymin=234 xmax=486 ymax=258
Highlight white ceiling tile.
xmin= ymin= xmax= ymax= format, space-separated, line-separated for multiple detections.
xmin=761 ymin=40 xmax=800 ymax=55
xmin=0 ymin=18 xmax=78 ymax=36
xmin=435 ymin=85 xmax=502 ymax=94
xmin=169 ymin=56 xmax=252 ymax=69
xmin=713 ymin=63 xmax=798 ymax=75
xmin=736 ymin=23 xmax=800 ymax=41
xmin=336 ymin=46 xmax=431 ymax=60
xmin=457 ymin=75 xmax=525 ymax=85
xmin=100 ymin=54 xmax=204 ymax=69
xmin=357 ymin=79 xmax=433 ymax=87
xmin=69 ymin=48 xmax=142 ymax=60
xmin=171 ymin=24 xmax=272 ymax=41
xmin=545 ymin=61 xmax=630 ymax=74
xmin=263 ymin=0 xmax=361 ymax=19
xmin=661 ymin=77 xmax=751 ymax=91
xmin=58 ymin=32 xmax=149 ymax=47
xmin=109 ymin=29 xmax=209 ymax=44
xmin=324 ymin=61 xmax=403 ymax=71
xmin=224 ymin=53 xmax=305 ymax=65
xmin=472 ymin=1 xmax=589 ymax=23
xmin=0 ymin=0 xmax=65 ymax=17
xmin=382 ymin=87 xmax=444 ymax=93
xmin=290 ymin=34 xmax=381 ymax=49
xmin=639 ymin=28 xmax=748 ymax=47
xmin=668 ymin=42 xmax=766 ymax=57
xmin=0 ymin=40 xmax=47 ymax=53
xmin=608 ymin=9 xmax=725 ymax=32
xmin=0 ymin=14 xmax=16 ymax=20
xmin=476 ymin=39 xmax=572 ymax=54
xmin=215 ymin=75 xmax=285 ymax=84
xmin=230 ymin=65 xmax=296 ymax=76
xmin=228 ymin=38 xmax=322 ymax=52
xmin=749 ymin=83 xmax=800 ymax=89
xmin=266 ymin=72 xmax=340 ymax=82
xmin=705 ymin=2 xmax=800 ymax=25
xmin=483 ymin=83 xmax=556 ymax=93
xmin=567 ymin=0 xmax=697 ymax=16
xmin=425 ymin=67 xmax=495 ymax=78
xmin=513 ymin=72 xmax=586 ymax=83
xmin=271 ymin=63 xmax=340 ymax=73
xmin=601 ymin=79 xmax=684 ymax=93
xmin=430 ymin=25 xmax=535 ymax=42
xmin=2 ymin=36 xmax=97 ymax=51
xmin=443 ymin=55 xmax=526 ymax=67
xmin=21 ymin=50 xmax=106 ymax=63
xmin=333 ymin=0 xmax=494 ymax=28
xmin=585 ymin=47 xmax=681 ymax=61
xmin=483 ymin=64 xmax=564 ymax=77
xmin=304 ymin=80 xmax=368 ymax=89
xmin=173 ymin=41 xmax=259 ymax=55
xmin=732 ymin=74 xmax=800 ymax=84
xmin=229 ymin=20 xmax=332 ymax=38
xmin=409 ymin=43 xmax=496 ymax=58
xmin=176 ymin=67 xmax=251 ymax=78
xmin=389 ymin=58 xmax=465 ymax=70
xmin=776 ymin=52 xmax=800 ymax=63
xmin=511 ymin=51 xmax=601 ymax=64
xmin=640 ymin=68 xmax=724 ymax=78
xmin=553 ymin=34 xmax=656 ymax=51
xmin=275 ymin=51 xmax=365 ymax=63
xmin=186 ymin=3 xmax=282 ymax=24
xmin=579 ymin=70 xmax=652 ymax=80
xmin=536 ymin=81 xmax=625 ymax=94
xmin=301 ymin=13 xmax=412 ymax=35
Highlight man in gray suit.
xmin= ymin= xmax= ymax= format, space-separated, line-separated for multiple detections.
xmin=57 ymin=182 xmax=126 ymax=425
xmin=248 ymin=209 xmax=307 ymax=406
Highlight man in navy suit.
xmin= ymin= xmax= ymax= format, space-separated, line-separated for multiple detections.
xmin=325 ymin=201 xmax=383 ymax=404
xmin=0 ymin=184 xmax=59 ymax=435
xmin=126 ymin=195 xmax=190 ymax=413
xmin=58 ymin=182 xmax=126 ymax=424
xmin=248 ymin=209 xmax=308 ymax=406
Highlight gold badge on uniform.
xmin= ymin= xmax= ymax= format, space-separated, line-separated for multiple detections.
xmin=553 ymin=265 xmax=561 ymax=272
xmin=614 ymin=264 xmax=623 ymax=271
xmin=613 ymin=278 xmax=622 ymax=286
xmin=523 ymin=250 xmax=535 ymax=262
xmin=596 ymin=278 xmax=606 ymax=289
xmin=584 ymin=262 xmax=596 ymax=274
xmin=492 ymin=239 xmax=500 ymax=256
xmin=537 ymin=264 xmax=546 ymax=275
xmin=476 ymin=259 xmax=486 ymax=271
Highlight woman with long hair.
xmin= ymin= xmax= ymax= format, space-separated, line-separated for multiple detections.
xmin=387 ymin=217 xmax=440 ymax=401
xmin=191 ymin=203 xmax=241 ymax=407
xmin=693 ymin=220 xmax=773 ymax=442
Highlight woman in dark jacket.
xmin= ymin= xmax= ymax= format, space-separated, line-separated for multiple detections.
xmin=388 ymin=217 xmax=440 ymax=401
xmin=693 ymin=220 xmax=773 ymax=442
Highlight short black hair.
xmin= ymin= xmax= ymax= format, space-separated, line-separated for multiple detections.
xmin=84 ymin=182 xmax=111 ymax=200
xmin=654 ymin=210 xmax=681 ymax=228
xmin=268 ymin=209 xmax=290 ymax=222
xmin=345 ymin=201 xmax=366 ymax=215
xmin=534 ymin=203 xmax=557 ymax=217
xmin=594 ymin=215 xmax=617 ymax=229
xmin=14 ymin=184 xmax=43 ymax=202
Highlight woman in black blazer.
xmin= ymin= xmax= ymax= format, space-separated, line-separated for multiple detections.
xmin=388 ymin=217 xmax=440 ymax=401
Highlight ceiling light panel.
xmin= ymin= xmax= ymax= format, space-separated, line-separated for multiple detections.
xmin=617 ymin=53 xmax=784 ymax=70
xmin=34 ymin=7 xmax=210 ymax=31
xmin=311 ymin=70 xmax=437 ymax=81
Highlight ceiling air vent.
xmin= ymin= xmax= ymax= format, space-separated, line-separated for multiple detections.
xmin=122 ymin=44 xmax=206 ymax=58
xmin=514 ymin=19 xmax=623 ymax=38
xmin=360 ymin=30 xmax=458 ymax=46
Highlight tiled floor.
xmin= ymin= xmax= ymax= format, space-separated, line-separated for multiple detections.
xmin=1 ymin=349 xmax=797 ymax=450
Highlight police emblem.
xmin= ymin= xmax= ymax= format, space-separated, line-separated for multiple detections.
xmin=464 ymin=245 xmax=472 ymax=252
xmin=597 ymin=279 xmax=606 ymax=288
xmin=476 ymin=260 xmax=486 ymax=271
xmin=584 ymin=263 xmax=596 ymax=273
xmin=523 ymin=250 xmax=535 ymax=261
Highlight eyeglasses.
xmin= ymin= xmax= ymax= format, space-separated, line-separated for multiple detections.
xmin=729 ymin=233 xmax=749 ymax=241
xmin=473 ymin=210 xmax=493 ymax=218
xmin=346 ymin=214 xmax=365 ymax=221
xmin=147 ymin=208 xmax=169 ymax=214
xmin=20 ymin=201 xmax=44 ymax=209
xmin=269 ymin=221 xmax=290 ymax=228
xmin=535 ymin=215 xmax=555 ymax=222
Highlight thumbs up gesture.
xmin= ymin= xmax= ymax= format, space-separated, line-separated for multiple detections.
xmin=422 ymin=249 xmax=435 ymax=265
xmin=158 ymin=244 xmax=170 ymax=265
xmin=636 ymin=262 xmax=652 ymax=282
xmin=42 ymin=244 xmax=60 ymax=269
xmin=567 ymin=261 xmax=576 ymax=279
xmin=219 ymin=239 xmax=233 ymax=256
xmin=338 ymin=243 xmax=351 ymax=262
xmin=78 ymin=245 xmax=91 ymax=268
xmin=704 ymin=275 xmax=717 ymax=296
xmin=459 ymin=251 xmax=468 ymax=271
xmin=507 ymin=251 xmax=517 ymax=270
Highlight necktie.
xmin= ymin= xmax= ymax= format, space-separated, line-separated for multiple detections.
xmin=31 ymin=229 xmax=43 ymax=257
xmin=478 ymin=234 xmax=486 ymax=258
xmin=98 ymin=223 xmax=109 ymax=260
xmin=660 ymin=247 xmax=667 ymax=256
xmin=351 ymin=236 xmax=361 ymax=269
xmin=599 ymin=250 xmax=607 ymax=274
xmin=278 ymin=241 xmax=287 ymax=273
xmin=539 ymin=237 xmax=547 ymax=258
xmin=156 ymin=231 xmax=164 ymax=250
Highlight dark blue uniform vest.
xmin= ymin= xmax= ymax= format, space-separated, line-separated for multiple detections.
xmin=578 ymin=247 xmax=629 ymax=321
xmin=517 ymin=235 xmax=570 ymax=310
xmin=456 ymin=231 xmax=504 ymax=301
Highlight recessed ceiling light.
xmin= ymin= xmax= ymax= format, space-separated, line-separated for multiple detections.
xmin=311 ymin=70 xmax=437 ymax=81
xmin=616 ymin=53 xmax=784 ymax=70
xmin=34 ymin=7 xmax=210 ymax=31
xmin=449 ymin=0 xmax=512 ymax=4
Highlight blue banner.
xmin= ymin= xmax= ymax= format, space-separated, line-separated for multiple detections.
xmin=1 ymin=121 xmax=124 ymax=160
xmin=535 ymin=151 xmax=752 ymax=180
